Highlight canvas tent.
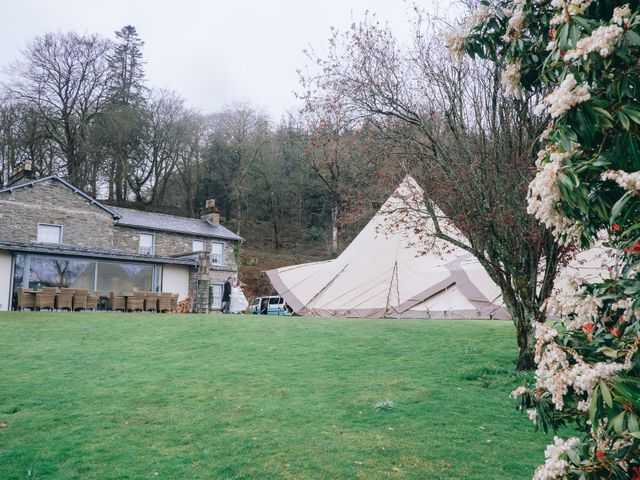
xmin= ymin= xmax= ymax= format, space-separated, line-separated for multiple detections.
xmin=267 ymin=176 xmax=512 ymax=319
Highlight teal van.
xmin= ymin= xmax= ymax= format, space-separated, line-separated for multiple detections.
xmin=249 ymin=296 xmax=291 ymax=315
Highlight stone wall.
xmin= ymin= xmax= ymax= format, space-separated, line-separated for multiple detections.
xmin=0 ymin=180 xmax=115 ymax=249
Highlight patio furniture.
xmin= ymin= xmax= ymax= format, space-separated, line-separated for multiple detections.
xmin=35 ymin=287 xmax=57 ymax=311
xmin=86 ymin=292 xmax=98 ymax=311
xmin=107 ymin=291 xmax=126 ymax=311
xmin=17 ymin=288 xmax=36 ymax=311
xmin=72 ymin=289 xmax=88 ymax=311
xmin=126 ymin=291 xmax=145 ymax=312
xmin=56 ymin=288 xmax=75 ymax=311
xmin=171 ymin=293 xmax=179 ymax=313
xmin=158 ymin=292 xmax=173 ymax=313
xmin=144 ymin=292 xmax=159 ymax=312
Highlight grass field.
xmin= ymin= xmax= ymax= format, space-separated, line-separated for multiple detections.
xmin=0 ymin=312 xmax=550 ymax=479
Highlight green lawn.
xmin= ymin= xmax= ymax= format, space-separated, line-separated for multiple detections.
xmin=0 ymin=312 xmax=548 ymax=479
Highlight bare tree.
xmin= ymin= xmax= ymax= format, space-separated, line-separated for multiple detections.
xmin=301 ymin=16 xmax=568 ymax=369
xmin=4 ymin=32 xmax=112 ymax=189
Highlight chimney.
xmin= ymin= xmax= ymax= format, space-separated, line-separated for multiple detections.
xmin=200 ymin=198 xmax=220 ymax=224
xmin=7 ymin=161 xmax=35 ymax=187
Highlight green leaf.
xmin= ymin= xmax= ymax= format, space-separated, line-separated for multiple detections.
xmin=619 ymin=112 xmax=631 ymax=130
xmin=611 ymin=192 xmax=633 ymax=220
xmin=589 ymin=387 xmax=599 ymax=424
xmin=626 ymin=30 xmax=640 ymax=46
xmin=600 ymin=381 xmax=613 ymax=407
xmin=628 ymin=414 xmax=639 ymax=432
xmin=600 ymin=347 xmax=619 ymax=358
xmin=593 ymin=107 xmax=613 ymax=120
xmin=612 ymin=411 xmax=626 ymax=434
xmin=622 ymin=105 xmax=640 ymax=125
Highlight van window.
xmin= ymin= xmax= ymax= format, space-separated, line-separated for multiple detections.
xmin=269 ymin=297 xmax=281 ymax=305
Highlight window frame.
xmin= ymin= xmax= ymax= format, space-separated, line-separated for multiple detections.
xmin=138 ymin=232 xmax=155 ymax=256
xmin=211 ymin=241 xmax=225 ymax=266
xmin=36 ymin=223 xmax=63 ymax=244
xmin=192 ymin=239 xmax=205 ymax=253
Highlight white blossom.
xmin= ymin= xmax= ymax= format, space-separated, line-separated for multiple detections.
xmin=532 ymin=436 xmax=581 ymax=480
xmin=527 ymin=147 xmax=583 ymax=242
xmin=564 ymin=25 xmax=624 ymax=61
xmin=510 ymin=386 xmax=528 ymax=398
xmin=601 ymin=169 xmax=640 ymax=194
xmin=528 ymin=408 xmax=538 ymax=423
xmin=503 ymin=0 xmax=527 ymax=41
xmin=550 ymin=0 xmax=594 ymax=25
xmin=502 ymin=59 xmax=522 ymax=98
xmin=443 ymin=5 xmax=493 ymax=58
xmin=548 ymin=277 xmax=603 ymax=330
xmin=535 ymin=74 xmax=590 ymax=118
xmin=612 ymin=4 xmax=631 ymax=26
xmin=466 ymin=5 xmax=490 ymax=29
xmin=444 ymin=28 xmax=468 ymax=58
xmin=534 ymin=323 xmax=629 ymax=410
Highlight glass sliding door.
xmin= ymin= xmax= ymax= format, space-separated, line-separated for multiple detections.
xmin=210 ymin=284 xmax=223 ymax=310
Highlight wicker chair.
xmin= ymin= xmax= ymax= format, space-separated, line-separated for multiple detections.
xmin=56 ymin=288 xmax=75 ymax=311
xmin=86 ymin=292 xmax=98 ymax=311
xmin=35 ymin=287 xmax=57 ymax=311
xmin=72 ymin=289 xmax=88 ymax=311
xmin=144 ymin=292 xmax=159 ymax=312
xmin=107 ymin=291 xmax=126 ymax=311
xmin=158 ymin=292 xmax=173 ymax=313
xmin=127 ymin=291 xmax=145 ymax=312
xmin=171 ymin=293 xmax=178 ymax=313
xmin=17 ymin=288 xmax=36 ymax=311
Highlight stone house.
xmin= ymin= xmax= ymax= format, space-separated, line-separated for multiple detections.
xmin=0 ymin=165 xmax=242 ymax=311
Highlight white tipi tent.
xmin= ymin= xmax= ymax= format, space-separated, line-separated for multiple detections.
xmin=266 ymin=176 xmax=511 ymax=319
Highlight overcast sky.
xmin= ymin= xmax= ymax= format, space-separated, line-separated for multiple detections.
xmin=0 ymin=1 xmax=444 ymax=122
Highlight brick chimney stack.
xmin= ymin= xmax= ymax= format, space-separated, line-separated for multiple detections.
xmin=201 ymin=198 xmax=220 ymax=224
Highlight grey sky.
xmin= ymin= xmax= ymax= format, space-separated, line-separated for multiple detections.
xmin=0 ymin=0 xmax=431 ymax=121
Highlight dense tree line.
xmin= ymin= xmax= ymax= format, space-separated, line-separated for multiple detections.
xmin=0 ymin=27 xmax=387 ymax=252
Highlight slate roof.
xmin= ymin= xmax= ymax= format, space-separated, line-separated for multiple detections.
xmin=0 ymin=240 xmax=199 ymax=266
xmin=111 ymin=207 xmax=243 ymax=241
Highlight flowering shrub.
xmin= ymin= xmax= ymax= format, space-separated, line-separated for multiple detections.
xmin=451 ymin=0 xmax=640 ymax=477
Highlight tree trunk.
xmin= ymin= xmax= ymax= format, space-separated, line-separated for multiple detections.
xmin=331 ymin=192 xmax=339 ymax=257
xmin=499 ymin=283 xmax=540 ymax=371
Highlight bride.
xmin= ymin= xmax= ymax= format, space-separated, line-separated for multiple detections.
xmin=229 ymin=282 xmax=249 ymax=314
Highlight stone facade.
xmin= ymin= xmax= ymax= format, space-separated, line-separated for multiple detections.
xmin=0 ymin=180 xmax=115 ymax=249
xmin=0 ymin=177 xmax=240 ymax=312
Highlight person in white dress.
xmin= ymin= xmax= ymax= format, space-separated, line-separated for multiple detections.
xmin=229 ymin=282 xmax=249 ymax=314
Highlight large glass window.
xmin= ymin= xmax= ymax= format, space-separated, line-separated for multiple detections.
xmin=27 ymin=257 xmax=96 ymax=290
xmin=96 ymin=262 xmax=154 ymax=294
xmin=139 ymin=233 xmax=154 ymax=255
xmin=9 ymin=253 xmax=159 ymax=308
xmin=211 ymin=242 xmax=224 ymax=265
xmin=37 ymin=224 xmax=62 ymax=244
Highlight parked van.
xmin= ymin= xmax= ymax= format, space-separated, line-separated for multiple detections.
xmin=249 ymin=296 xmax=291 ymax=315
